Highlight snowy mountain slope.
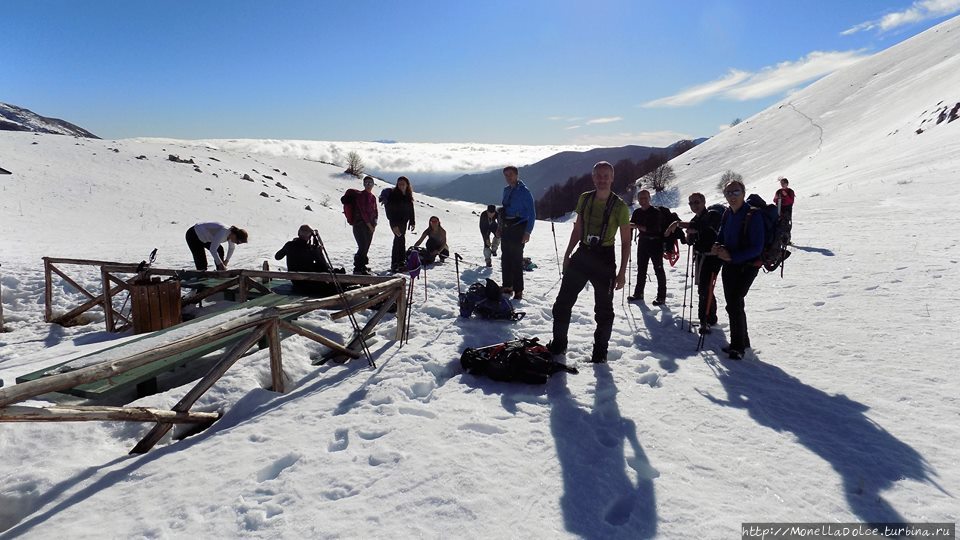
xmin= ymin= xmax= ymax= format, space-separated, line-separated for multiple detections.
xmin=1 ymin=18 xmax=960 ymax=539
xmin=0 ymin=102 xmax=99 ymax=139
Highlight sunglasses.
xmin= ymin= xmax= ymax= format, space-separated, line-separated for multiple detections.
xmin=724 ymin=189 xmax=742 ymax=197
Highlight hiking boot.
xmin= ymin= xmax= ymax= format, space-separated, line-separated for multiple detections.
xmin=491 ymin=250 xmax=498 ymax=256
xmin=698 ymin=324 xmax=712 ymax=335
xmin=485 ymin=259 xmax=492 ymax=268
xmin=513 ymin=291 xmax=522 ymax=300
xmin=627 ymin=295 xmax=642 ymax=302
xmin=727 ymin=349 xmax=743 ymax=360
xmin=590 ymin=349 xmax=607 ymax=363
xmin=501 ymin=287 xmax=513 ymax=296
xmin=652 ymin=298 xmax=666 ymax=306
xmin=546 ymin=340 xmax=567 ymax=355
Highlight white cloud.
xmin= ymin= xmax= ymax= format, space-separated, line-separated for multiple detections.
xmin=642 ymin=50 xmax=868 ymax=108
xmin=571 ymin=130 xmax=692 ymax=147
xmin=547 ymin=116 xmax=582 ymax=122
xmin=564 ymin=125 xmax=581 ymax=130
xmin=841 ymin=0 xmax=960 ymax=35
xmin=585 ymin=116 xmax=623 ymax=125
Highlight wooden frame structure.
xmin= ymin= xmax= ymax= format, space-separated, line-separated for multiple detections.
xmin=4 ymin=256 xmax=409 ymax=454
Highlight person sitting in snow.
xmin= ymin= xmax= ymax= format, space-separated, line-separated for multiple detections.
xmin=413 ymin=216 xmax=450 ymax=264
xmin=275 ymin=225 xmax=341 ymax=296
xmin=185 ymin=222 xmax=247 ymax=271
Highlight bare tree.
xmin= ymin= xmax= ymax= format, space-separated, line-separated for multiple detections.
xmin=643 ymin=163 xmax=676 ymax=192
xmin=718 ymin=169 xmax=743 ymax=191
xmin=344 ymin=151 xmax=364 ymax=177
xmin=730 ymin=118 xmax=742 ymax=127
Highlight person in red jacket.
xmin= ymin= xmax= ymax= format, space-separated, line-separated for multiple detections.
xmin=773 ymin=177 xmax=795 ymax=242
xmin=351 ymin=176 xmax=379 ymax=275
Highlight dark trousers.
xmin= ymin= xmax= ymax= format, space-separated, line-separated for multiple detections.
xmin=780 ymin=206 xmax=793 ymax=241
xmin=695 ymin=253 xmax=722 ymax=326
xmin=390 ymin=221 xmax=407 ymax=270
xmin=352 ymin=222 xmax=374 ymax=272
xmin=721 ymin=262 xmax=760 ymax=351
xmin=185 ymin=226 xmax=224 ymax=271
xmin=634 ymin=237 xmax=666 ymax=301
xmin=552 ymin=246 xmax=616 ymax=355
xmin=500 ymin=223 xmax=526 ymax=292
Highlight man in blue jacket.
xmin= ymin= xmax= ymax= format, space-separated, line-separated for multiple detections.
xmin=712 ymin=180 xmax=764 ymax=360
xmin=497 ymin=166 xmax=536 ymax=300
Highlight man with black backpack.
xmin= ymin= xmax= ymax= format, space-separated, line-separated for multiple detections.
xmin=712 ymin=180 xmax=764 ymax=360
xmin=628 ymin=190 xmax=680 ymax=306
xmin=665 ymin=192 xmax=723 ymax=332
xmin=548 ymin=161 xmax=631 ymax=364
xmin=340 ymin=175 xmax=378 ymax=275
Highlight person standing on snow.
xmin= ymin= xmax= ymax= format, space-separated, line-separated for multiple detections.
xmin=712 ymin=180 xmax=764 ymax=360
xmin=349 ymin=175 xmax=378 ymax=275
xmin=479 ymin=204 xmax=500 ymax=268
xmin=773 ymin=176 xmax=795 ymax=243
xmin=498 ymin=165 xmax=536 ymax=300
xmin=665 ymin=192 xmax=722 ymax=333
xmin=384 ymin=176 xmax=416 ymax=272
xmin=185 ymin=222 xmax=248 ymax=271
xmin=628 ymin=190 xmax=670 ymax=305
xmin=548 ymin=161 xmax=631 ymax=364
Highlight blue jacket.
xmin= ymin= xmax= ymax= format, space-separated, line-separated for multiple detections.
xmin=502 ymin=180 xmax=536 ymax=234
xmin=718 ymin=204 xmax=764 ymax=264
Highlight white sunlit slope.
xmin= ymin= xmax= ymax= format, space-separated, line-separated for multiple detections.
xmin=1 ymin=17 xmax=959 ymax=539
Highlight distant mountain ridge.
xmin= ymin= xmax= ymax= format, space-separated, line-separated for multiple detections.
xmin=422 ymin=139 xmax=707 ymax=204
xmin=0 ymin=102 xmax=99 ymax=138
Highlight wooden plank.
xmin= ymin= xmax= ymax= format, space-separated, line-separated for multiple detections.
xmin=130 ymin=323 xmax=269 ymax=454
xmin=243 ymin=269 xmax=399 ymax=286
xmin=181 ymin=277 xmax=241 ymax=306
xmin=51 ymin=278 xmax=132 ymax=326
xmin=148 ymin=284 xmax=162 ymax=332
xmin=44 ymin=257 xmax=133 ymax=267
xmin=267 ymin=321 xmax=284 ymax=393
xmin=277 ymin=320 xmax=360 ymax=359
xmin=0 ymin=405 xmax=220 ymax=424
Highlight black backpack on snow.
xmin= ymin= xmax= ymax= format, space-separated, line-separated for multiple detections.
xmin=742 ymin=194 xmax=791 ymax=272
xmin=460 ymin=338 xmax=578 ymax=384
xmin=458 ymin=279 xmax=525 ymax=321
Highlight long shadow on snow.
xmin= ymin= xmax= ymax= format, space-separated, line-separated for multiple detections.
xmin=549 ymin=365 xmax=657 ymax=539
xmin=0 ymin=356 xmax=376 ymax=537
xmin=700 ymin=354 xmax=939 ymax=524
xmin=791 ymin=245 xmax=835 ymax=257
xmin=627 ymin=302 xmax=710 ymax=374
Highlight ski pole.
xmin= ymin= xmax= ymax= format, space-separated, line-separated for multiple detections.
xmin=314 ymin=231 xmax=375 ymax=368
xmin=697 ymin=272 xmax=718 ymax=351
xmin=454 ymin=253 xmax=463 ymax=296
xmin=681 ymin=244 xmax=691 ymax=331
xmin=551 ymin=220 xmax=561 ymax=276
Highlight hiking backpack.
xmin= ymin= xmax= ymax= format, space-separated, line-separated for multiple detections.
xmin=340 ymin=189 xmax=361 ymax=225
xmin=742 ymin=194 xmax=791 ymax=272
xmin=460 ymin=337 xmax=577 ymax=384
xmin=459 ymin=278 xmax=525 ymax=321
xmin=378 ymin=187 xmax=393 ymax=206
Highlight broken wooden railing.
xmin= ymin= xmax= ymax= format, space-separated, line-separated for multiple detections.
xmin=2 ymin=276 xmax=406 ymax=454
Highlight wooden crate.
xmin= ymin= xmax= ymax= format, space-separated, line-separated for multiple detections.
xmin=131 ymin=278 xmax=181 ymax=334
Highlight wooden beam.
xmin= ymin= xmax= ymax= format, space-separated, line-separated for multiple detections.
xmin=269 ymin=279 xmax=405 ymax=318
xmin=43 ymin=257 xmax=135 ymax=267
xmin=181 ymin=277 xmax=241 ymax=305
xmin=102 ymin=267 xmax=115 ymax=333
xmin=130 ymin=323 xmax=269 ymax=454
xmin=267 ymin=321 xmax=284 ymax=393
xmin=0 ymin=405 xmax=221 ymax=424
xmin=49 ymin=264 xmax=98 ymax=301
xmin=242 ymin=269 xmax=398 ymax=286
xmin=277 ymin=320 xmax=359 ymax=359
xmin=0 ymin=314 xmax=267 ymax=407
xmin=51 ymin=278 xmax=133 ymax=326
xmin=329 ymin=289 xmax=396 ymax=320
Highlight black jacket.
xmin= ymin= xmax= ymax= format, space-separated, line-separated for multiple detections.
xmin=686 ymin=207 xmax=722 ymax=254
xmin=479 ymin=212 xmax=499 ymax=237
xmin=385 ymin=189 xmax=415 ymax=228
xmin=275 ymin=238 xmax=328 ymax=273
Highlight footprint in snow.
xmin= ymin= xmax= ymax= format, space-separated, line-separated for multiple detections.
xmin=458 ymin=423 xmax=507 ymax=435
xmin=328 ymin=428 xmax=349 ymax=452
xmin=812 ymin=301 xmax=826 ymax=307
xmin=256 ymin=453 xmax=301 ymax=482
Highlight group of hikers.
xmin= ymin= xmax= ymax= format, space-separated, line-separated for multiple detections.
xmin=184 ymin=162 xmax=794 ymax=363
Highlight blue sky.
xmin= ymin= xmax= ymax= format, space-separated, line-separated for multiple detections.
xmin=3 ymin=0 xmax=958 ymax=145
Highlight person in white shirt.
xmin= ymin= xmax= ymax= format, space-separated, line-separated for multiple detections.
xmin=185 ymin=222 xmax=248 ymax=271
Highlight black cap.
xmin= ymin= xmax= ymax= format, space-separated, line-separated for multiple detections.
xmin=487 ymin=204 xmax=496 ymax=213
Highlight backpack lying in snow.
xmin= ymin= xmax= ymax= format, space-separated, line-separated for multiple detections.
xmin=459 ymin=278 xmax=525 ymax=321
xmin=743 ymin=194 xmax=791 ymax=272
xmin=460 ymin=337 xmax=578 ymax=384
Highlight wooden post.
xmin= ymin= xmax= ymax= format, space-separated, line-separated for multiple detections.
xmin=0 ymin=262 xmax=4 ymax=331
xmin=130 ymin=323 xmax=269 ymax=454
xmin=267 ymin=320 xmax=284 ymax=393
xmin=278 ymin=320 xmax=360 ymax=359
xmin=44 ymin=258 xmax=53 ymax=322
xmin=395 ymin=281 xmax=407 ymax=341
xmin=101 ymin=267 xmax=115 ymax=332
xmin=238 ymin=275 xmax=248 ymax=303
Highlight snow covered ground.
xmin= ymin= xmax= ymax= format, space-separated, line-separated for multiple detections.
xmin=2 ymin=16 xmax=959 ymax=539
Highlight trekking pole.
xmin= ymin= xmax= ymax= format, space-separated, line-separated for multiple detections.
xmin=313 ymin=231 xmax=375 ymax=367
xmin=696 ymin=273 xmax=718 ymax=351
xmin=549 ymin=193 xmax=561 ymax=276
xmin=454 ymin=253 xmax=463 ymax=296
xmin=681 ymin=244 xmax=691 ymax=331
